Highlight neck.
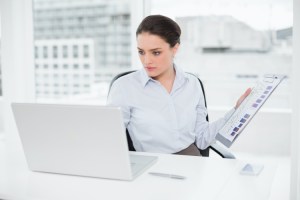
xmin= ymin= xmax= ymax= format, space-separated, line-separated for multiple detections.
xmin=155 ymin=66 xmax=176 ymax=93
xmin=155 ymin=65 xmax=175 ymax=83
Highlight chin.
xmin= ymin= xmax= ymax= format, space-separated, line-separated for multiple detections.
xmin=146 ymin=72 xmax=156 ymax=78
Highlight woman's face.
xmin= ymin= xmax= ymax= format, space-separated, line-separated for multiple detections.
xmin=137 ymin=32 xmax=179 ymax=79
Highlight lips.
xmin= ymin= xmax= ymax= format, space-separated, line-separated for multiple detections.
xmin=145 ymin=66 xmax=156 ymax=71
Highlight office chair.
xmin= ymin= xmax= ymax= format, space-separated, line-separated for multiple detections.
xmin=108 ymin=70 xmax=235 ymax=159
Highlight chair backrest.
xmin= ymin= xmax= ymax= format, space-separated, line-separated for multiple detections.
xmin=108 ymin=70 xmax=210 ymax=156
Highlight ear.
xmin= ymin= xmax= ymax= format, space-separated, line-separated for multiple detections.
xmin=172 ymin=43 xmax=180 ymax=56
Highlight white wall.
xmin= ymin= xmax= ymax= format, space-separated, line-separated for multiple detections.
xmin=0 ymin=0 xmax=35 ymax=161
xmin=0 ymin=13 xmax=2 ymax=133
xmin=0 ymin=99 xmax=3 ymax=133
xmin=130 ymin=0 xmax=149 ymax=69
xmin=291 ymin=0 xmax=300 ymax=199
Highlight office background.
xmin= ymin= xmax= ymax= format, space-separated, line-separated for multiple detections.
xmin=0 ymin=0 xmax=299 ymax=199
xmin=0 ymin=0 xmax=293 ymax=152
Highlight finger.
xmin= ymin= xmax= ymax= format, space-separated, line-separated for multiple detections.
xmin=243 ymin=88 xmax=252 ymax=98
xmin=240 ymin=88 xmax=251 ymax=103
xmin=235 ymin=88 xmax=252 ymax=109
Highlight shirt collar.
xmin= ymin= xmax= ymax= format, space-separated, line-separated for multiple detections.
xmin=174 ymin=64 xmax=187 ymax=84
xmin=140 ymin=68 xmax=152 ymax=87
xmin=172 ymin=64 xmax=188 ymax=91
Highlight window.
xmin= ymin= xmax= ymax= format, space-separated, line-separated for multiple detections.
xmin=62 ymin=45 xmax=68 ymax=58
xmin=53 ymin=45 xmax=58 ymax=58
xmin=33 ymin=0 xmax=133 ymax=102
xmin=73 ymin=64 xmax=79 ymax=69
xmin=73 ymin=73 xmax=79 ymax=77
xmin=43 ymin=46 xmax=48 ymax=58
xmin=150 ymin=0 xmax=292 ymax=109
xmin=83 ymin=44 xmax=89 ymax=58
xmin=53 ymin=73 xmax=59 ymax=80
xmin=35 ymin=46 xmax=39 ymax=58
xmin=63 ymin=64 xmax=68 ymax=69
xmin=83 ymin=64 xmax=90 ymax=69
xmin=83 ymin=74 xmax=90 ymax=79
xmin=72 ymin=45 xmax=78 ymax=58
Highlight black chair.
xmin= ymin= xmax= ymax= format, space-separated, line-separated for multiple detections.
xmin=108 ymin=70 xmax=235 ymax=159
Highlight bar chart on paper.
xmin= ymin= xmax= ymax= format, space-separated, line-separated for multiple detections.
xmin=216 ymin=75 xmax=286 ymax=147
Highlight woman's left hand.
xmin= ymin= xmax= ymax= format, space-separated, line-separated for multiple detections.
xmin=235 ymin=88 xmax=252 ymax=109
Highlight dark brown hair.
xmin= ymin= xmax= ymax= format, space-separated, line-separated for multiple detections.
xmin=136 ymin=15 xmax=181 ymax=47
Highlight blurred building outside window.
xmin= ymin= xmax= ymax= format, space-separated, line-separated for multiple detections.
xmin=33 ymin=0 xmax=132 ymax=104
xmin=150 ymin=0 xmax=292 ymax=109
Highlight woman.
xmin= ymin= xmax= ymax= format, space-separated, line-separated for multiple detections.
xmin=107 ymin=15 xmax=251 ymax=156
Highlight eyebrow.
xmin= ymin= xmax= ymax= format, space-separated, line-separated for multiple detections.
xmin=137 ymin=47 xmax=162 ymax=51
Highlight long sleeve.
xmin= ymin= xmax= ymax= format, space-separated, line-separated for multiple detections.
xmin=107 ymin=79 xmax=131 ymax=128
xmin=195 ymin=101 xmax=235 ymax=150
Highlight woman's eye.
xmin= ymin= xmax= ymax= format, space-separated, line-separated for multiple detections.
xmin=138 ymin=50 xmax=144 ymax=55
xmin=153 ymin=51 xmax=160 ymax=56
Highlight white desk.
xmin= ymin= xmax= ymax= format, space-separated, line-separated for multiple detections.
xmin=0 ymin=140 xmax=277 ymax=200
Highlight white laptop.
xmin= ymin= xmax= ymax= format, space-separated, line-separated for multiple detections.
xmin=11 ymin=103 xmax=157 ymax=181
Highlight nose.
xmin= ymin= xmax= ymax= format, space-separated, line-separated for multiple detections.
xmin=143 ymin=54 xmax=152 ymax=65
